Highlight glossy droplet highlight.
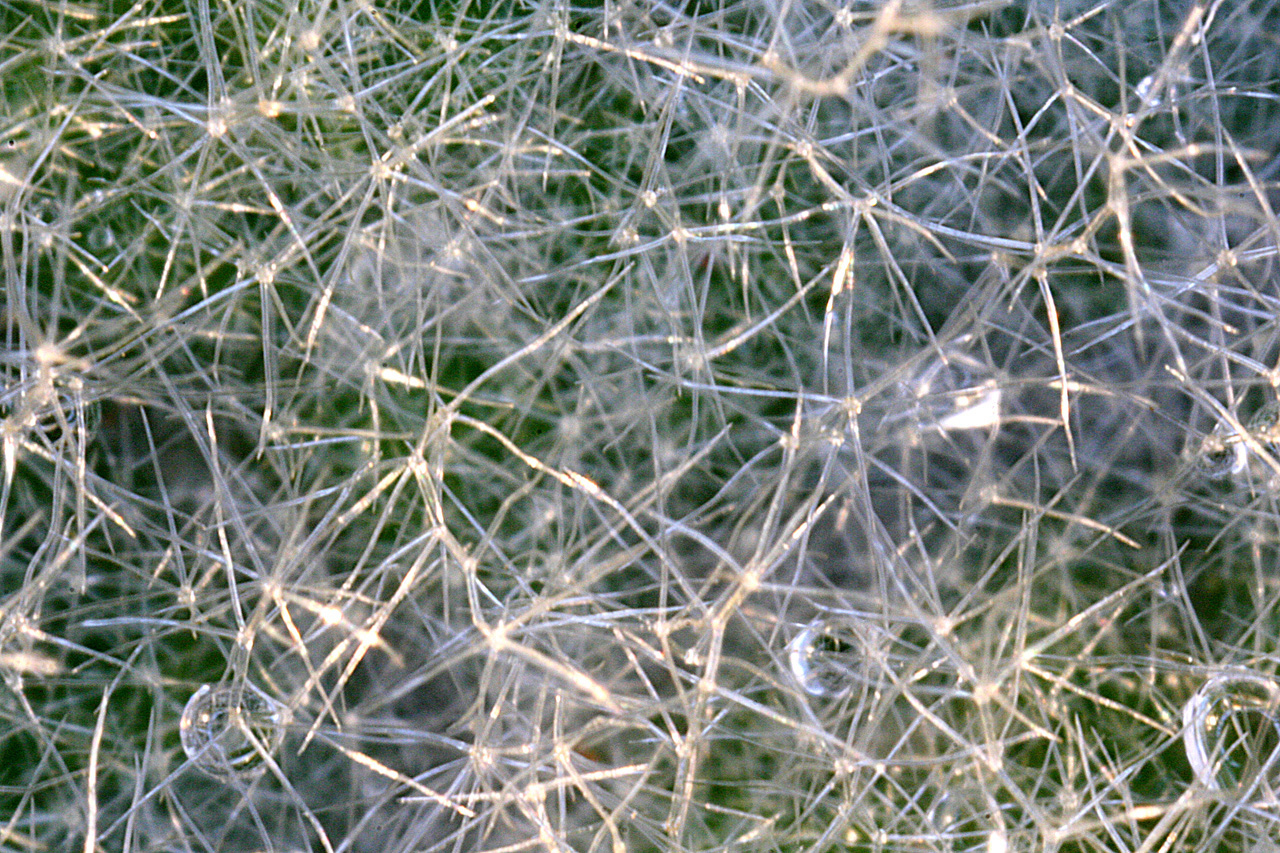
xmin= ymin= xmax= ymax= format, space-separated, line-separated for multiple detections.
xmin=894 ymin=346 xmax=1002 ymax=444
xmin=787 ymin=618 xmax=874 ymax=698
xmin=1183 ymin=672 xmax=1280 ymax=793
xmin=1250 ymin=400 xmax=1280 ymax=447
xmin=1194 ymin=426 xmax=1247 ymax=480
xmin=180 ymin=683 xmax=288 ymax=780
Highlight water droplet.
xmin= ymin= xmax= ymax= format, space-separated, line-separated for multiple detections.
xmin=1250 ymin=400 xmax=1280 ymax=446
xmin=1194 ymin=425 xmax=1247 ymax=480
xmin=896 ymin=348 xmax=1002 ymax=442
xmin=1182 ymin=672 xmax=1280 ymax=793
xmin=1135 ymin=73 xmax=1163 ymax=107
xmin=180 ymin=683 xmax=288 ymax=780
xmin=927 ymin=784 xmax=990 ymax=840
xmin=787 ymin=618 xmax=875 ymax=697
xmin=87 ymin=225 xmax=114 ymax=252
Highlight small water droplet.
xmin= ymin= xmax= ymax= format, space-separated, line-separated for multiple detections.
xmin=1194 ymin=425 xmax=1247 ymax=480
xmin=787 ymin=618 xmax=874 ymax=697
xmin=927 ymin=783 xmax=991 ymax=840
xmin=893 ymin=348 xmax=1002 ymax=442
xmin=1183 ymin=671 xmax=1280 ymax=793
xmin=1135 ymin=73 xmax=1162 ymax=107
xmin=180 ymin=682 xmax=288 ymax=781
xmin=87 ymin=225 xmax=114 ymax=252
xmin=1250 ymin=400 xmax=1280 ymax=446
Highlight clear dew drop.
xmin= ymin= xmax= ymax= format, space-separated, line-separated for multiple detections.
xmin=1193 ymin=403 xmax=1280 ymax=481
xmin=1194 ymin=426 xmax=1248 ymax=480
xmin=1250 ymin=400 xmax=1280 ymax=446
xmin=787 ymin=618 xmax=871 ymax=698
xmin=180 ymin=682 xmax=288 ymax=781
xmin=1182 ymin=672 xmax=1280 ymax=794
xmin=927 ymin=783 xmax=990 ymax=839
xmin=894 ymin=347 xmax=1002 ymax=443
xmin=86 ymin=224 xmax=115 ymax=252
